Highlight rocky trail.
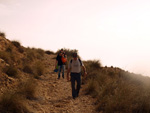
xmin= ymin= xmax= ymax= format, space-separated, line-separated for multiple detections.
xmin=27 ymin=54 xmax=97 ymax=113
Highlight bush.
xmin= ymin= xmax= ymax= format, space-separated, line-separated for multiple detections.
xmin=6 ymin=45 xmax=13 ymax=52
xmin=25 ymin=48 xmax=36 ymax=61
xmin=0 ymin=50 xmax=16 ymax=65
xmin=85 ymin=60 xmax=101 ymax=71
xmin=3 ymin=65 xmax=18 ymax=77
xmin=18 ymin=78 xmax=37 ymax=99
xmin=86 ymin=78 xmax=97 ymax=95
xmin=0 ymin=51 xmax=11 ymax=64
xmin=0 ymin=90 xmax=30 ymax=113
xmin=18 ymin=46 xmax=24 ymax=53
xmin=36 ymin=48 xmax=45 ymax=59
xmin=33 ymin=61 xmax=45 ymax=78
xmin=25 ymin=48 xmax=45 ymax=61
xmin=85 ymin=66 xmax=150 ymax=112
xmin=0 ymin=32 xmax=6 ymax=38
xmin=45 ymin=50 xmax=54 ymax=55
xmin=23 ymin=65 xmax=33 ymax=74
xmin=11 ymin=40 xmax=21 ymax=48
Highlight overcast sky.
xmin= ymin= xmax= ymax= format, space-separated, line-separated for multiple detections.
xmin=0 ymin=0 xmax=150 ymax=76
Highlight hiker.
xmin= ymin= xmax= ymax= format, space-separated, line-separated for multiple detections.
xmin=67 ymin=52 xmax=87 ymax=99
xmin=61 ymin=52 xmax=67 ymax=63
xmin=55 ymin=49 xmax=66 ymax=79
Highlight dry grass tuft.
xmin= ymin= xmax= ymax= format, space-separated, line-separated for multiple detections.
xmin=11 ymin=40 xmax=21 ymax=48
xmin=35 ymin=48 xmax=45 ymax=59
xmin=84 ymin=60 xmax=102 ymax=73
xmin=6 ymin=45 xmax=13 ymax=52
xmin=86 ymin=78 xmax=97 ymax=95
xmin=11 ymin=40 xmax=24 ymax=53
xmin=25 ymin=48 xmax=36 ymax=61
xmin=0 ymin=32 xmax=6 ymax=38
xmin=25 ymin=48 xmax=45 ymax=61
xmin=45 ymin=50 xmax=54 ymax=55
xmin=0 ymin=51 xmax=11 ymax=64
xmin=23 ymin=65 xmax=33 ymax=74
xmin=3 ymin=65 xmax=18 ymax=77
xmin=18 ymin=78 xmax=37 ymax=99
xmin=33 ymin=61 xmax=45 ymax=78
xmin=86 ymin=60 xmax=101 ymax=69
xmin=0 ymin=49 xmax=16 ymax=65
xmin=0 ymin=90 xmax=30 ymax=113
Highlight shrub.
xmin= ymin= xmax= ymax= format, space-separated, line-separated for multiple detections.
xmin=0 ymin=51 xmax=11 ymax=64
xmin=36 ymin=48 xmax=45 ymax=59
xmin=6 ymin=45 xmax=13 ymax=52
xmin=45 ymin=50 xmax=54 ymax=55
xmin=33 ymin=61 xmax=45 ymax=78
xmin=3 ymin=65 xmax=18 ymax=77
xmin=23 ymin=65 xmax=33 ymax=74
xmin=90 ymin=60 xmax=101 ymax=69
xmin=25 ymin=47 xmax=45 ymax=60
xmin=11 ymin=40 xmax=21 ymax=48
xmin=86 ymin=78 xmax=97 ymax=95
xmin=0 ymin=50 xmax=16 ymax=65
xmin=18 ymin=78 xmax=37 ymax=99
xmin=0 ymin=90 xmax=30 ymax=113
xmin=11 ymin=40 xmax=24 ymax=53
xmin=25 ymin=47 xmax=36 ymax=61
xmin=85 ymin=60 xmax=101 ymax=71
xmin=85 ymin=66 xmax=150 ymax=112
xmin=0 ymin=32 xmax=6 ymax=38
xmin=18 ymin=46 xmax=24 ymax=53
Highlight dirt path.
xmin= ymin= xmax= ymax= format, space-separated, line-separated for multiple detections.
xmin=28 ymin=54 xmax=97 ymax=113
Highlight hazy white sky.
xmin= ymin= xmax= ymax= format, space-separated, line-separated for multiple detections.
xmin=0 ymin=0 xmax=150 ymax=76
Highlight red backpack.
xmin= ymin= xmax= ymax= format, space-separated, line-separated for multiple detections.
xmin=61 ymin=57 xmax=67 ymax=63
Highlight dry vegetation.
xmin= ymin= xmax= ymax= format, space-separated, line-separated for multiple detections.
xmin=84 ymin=60 xmax=150 ymax=113
xmin=1 ymin=33 xmax=150 ymax=113
xmin=0 ymin=34 xmax=54 ymax=112
xmin=0 ymin=89 xmax=30 ymax=113
xmin=0 ymin=32 xmax=6 ymax=38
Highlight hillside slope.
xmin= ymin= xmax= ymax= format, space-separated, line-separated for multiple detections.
xmin=1 ymin=35 xmax=150 ymax=113
xmin=0 ymin=35 xmax=97 ymax=113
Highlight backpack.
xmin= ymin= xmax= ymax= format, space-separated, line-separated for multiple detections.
xmin=61 ymin=57 xmax=67 ymax=63
xmin=70 ymin=58 xmax=82 ymax=66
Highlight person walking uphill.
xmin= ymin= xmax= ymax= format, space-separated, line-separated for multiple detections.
xmin=55 ymin=49 xmax=67 ymax=79
xmin=67 ymin=52 xmax=87 ymax=99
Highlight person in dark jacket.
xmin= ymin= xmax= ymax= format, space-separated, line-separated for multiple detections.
xmin=55 ymin=49 xmax=66 ymax=79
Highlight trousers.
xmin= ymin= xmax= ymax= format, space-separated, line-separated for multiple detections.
xmin=58 ymin=65 xmax=65 ymax=78
xmin=70 ymin=73 xmax=81 ymax=98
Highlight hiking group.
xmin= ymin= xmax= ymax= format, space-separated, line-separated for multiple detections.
xmin=55 ymin=49 xmax=87 ymax=99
